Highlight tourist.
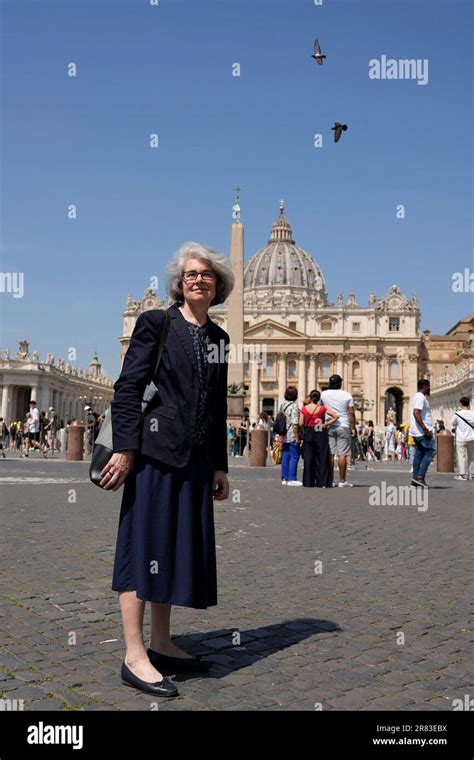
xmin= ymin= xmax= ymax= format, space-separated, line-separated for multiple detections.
xmin=385 ymin=418 xmax=396 ymax=461
xmin=84 ymin=407 xmax=99 ymax=455
xmin=0 ymin=417 xmax=6 ymax=458
xmin=1 ymin=417 xmax=8 ymax=457
xmin=240 ymin=416 xmax=249 ymax=456
xmin=409 ymin=379 xmax=436 ymax=488
xmin=39 ymin=411 xmax=50 ymax=453
xmin=366 ymin=420 xmax=376 ymax=462
xmin=23 ymin=401 xmax=47 ymax=458
xmin=450 ymin=397 xmax=474 ymax=481
xmin=9 ymin=420 xmax=17 ymax=451
xmin=321 ymin=374 xmax=356 ymax=487
xmin=278 ymin=385 xmax=302 ymax=486
xmin=100 ymin=241 xmax=233 ymax=698
xmin=226 ymin=421 xmax=234 ymax=457
xmin=46 ymin=408 xmax=61 ymax=454
xmin=299 ymin=389 xmax=339 ymax=487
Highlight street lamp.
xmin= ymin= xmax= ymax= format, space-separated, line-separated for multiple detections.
xmin=355 ymin=397 xmax=374 ymax=423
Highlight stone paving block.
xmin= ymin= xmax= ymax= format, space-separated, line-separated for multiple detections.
xmin=27 ymin=698 xmax=68 ymax=710
xmin=3 ymin=686 xmax=50 ymax=700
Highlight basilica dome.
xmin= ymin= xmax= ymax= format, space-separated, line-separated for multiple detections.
xmin=243 ymin=201 xmax=327 ymax=301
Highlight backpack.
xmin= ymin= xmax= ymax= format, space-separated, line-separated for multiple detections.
xmin=273 ymin=402 xmax=292 ymax=437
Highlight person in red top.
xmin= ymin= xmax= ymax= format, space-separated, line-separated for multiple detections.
xmin=299 ymin=390 xmax=339 ymax=487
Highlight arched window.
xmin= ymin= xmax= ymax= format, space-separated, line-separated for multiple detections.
xmin=352 ymin=360 xmax=361 ymax=379
xmin=388 ymin=359 xmax=399 ymax=379
xmin=288 ymin=360 xmax=297 ymax=378
xmin=320 ymin=358 xmax=332 ymax=378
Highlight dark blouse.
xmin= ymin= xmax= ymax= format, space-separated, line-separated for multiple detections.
xmin=185 ymin=321 xmax=210 ymax=445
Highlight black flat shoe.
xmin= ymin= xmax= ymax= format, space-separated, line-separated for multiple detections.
xmin=147 ymin=648 xmax=213 ymax=673
xmin=121 ymin=661 xmax=179 ymax=697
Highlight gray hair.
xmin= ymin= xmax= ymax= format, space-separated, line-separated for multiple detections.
xmin=166 ymin=241 xmax=235 ymax=306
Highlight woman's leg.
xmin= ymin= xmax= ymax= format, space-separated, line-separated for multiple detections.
xmin=149 ymin=602 xmax=194 ymax=658
xmin=288 ymin=441 xmax=300 ymax=481
xmin=281 ymin=442 xmax=290 ymax=481
xmin=302 ymin=434 xmax=316 ymax=486
xmin=119 ymin=590 xmax=164 ymax=681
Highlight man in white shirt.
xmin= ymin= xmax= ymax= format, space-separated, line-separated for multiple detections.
xmin=24 ymin=400 xmax=47 ymax=458
xmin=409 ymin=379 xmax=435 ymax=488
xmin=321 ymin=374 xmax=356 ymax=487
xmin=450 ymin=397 xmax=474 ymax=480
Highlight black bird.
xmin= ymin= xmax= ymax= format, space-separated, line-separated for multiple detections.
xmin=311 ymin=39 xmax=326 ymax=65
xmin=332 ymin=122 xmax=348 ymax=143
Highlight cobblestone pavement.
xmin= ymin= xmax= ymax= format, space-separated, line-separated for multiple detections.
xmin=0 ymin=452 xmax=472 ymax=711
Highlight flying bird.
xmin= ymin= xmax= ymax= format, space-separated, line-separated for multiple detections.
xmin=312 ymin=39 xmax=326 ymax=65
xmin=332 ymin=122 xmax=348 ymax=143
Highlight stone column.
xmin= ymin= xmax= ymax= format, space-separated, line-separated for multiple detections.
xmin=278 ymin=353 xmax=286 ymax=408
xmin=250 ymin=358 xmax=259 ymax=423
xmin=1 ymin=384 xmax=11 ymax=421
xmin=30 ymin=386 xmax=39 ymax=403
xmin=363 ymin=355 xmax=376 ymax=424
xmin=402 ymin=395 xmax=410 ymax=423
xmin=308 ymin=354 xmax=316 ymax=391
xmin=336 ymin=353 xmax=343 ymax=378
xmin=56 ymin=391 xmax=63 ymax=425
xmin=297 ymin=353 xmax=306 ymax=402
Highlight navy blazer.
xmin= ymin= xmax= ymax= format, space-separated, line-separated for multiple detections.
xmin=111 ymin=302 xmax=230 ymax=473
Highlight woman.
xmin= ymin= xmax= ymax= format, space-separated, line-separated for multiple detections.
xmin=239 ymin=416 xmax=248 ymax=456
xmin=226 ymin=422 xmax=235 ymax=457
xmin=299 ymin=390 xmax=339 ymax=487
xmin=100 ymin=242 xmax=234 ymax=698
xmin=385 ymin=419 xmax=396 ymax=461
xmin=366 ymin=420 xmax=376 ymax=462
xmin=279 ymin=386 xmax=301 ymax=486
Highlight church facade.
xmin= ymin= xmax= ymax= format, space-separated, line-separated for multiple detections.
xmin=120 ymin=201 xmax=422 ymax=428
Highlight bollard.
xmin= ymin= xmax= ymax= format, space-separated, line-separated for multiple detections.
xmin=250 ymin=428 xmax=267 ymax=467
xmin=67 ymin=423 xmax=85 ymax=461
xmin=58 ymin=428 xmax=67 ymax=455
xmin=436 ymin=429 xmax=454 ymax=473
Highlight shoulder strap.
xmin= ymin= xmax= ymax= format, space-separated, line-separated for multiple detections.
xmin=153 ymin=310 xmax=170 ymax=377
xmin=141 ymin=311 xmax=171 ymax=417
xmin=303 ymin=404 xmax=319 ymax=424
xmin=455 ymin=412 xmax=474 ymax=429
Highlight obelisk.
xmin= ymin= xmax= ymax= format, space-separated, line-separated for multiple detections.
xmin=227 ymin=186 xmax=245 ymax=417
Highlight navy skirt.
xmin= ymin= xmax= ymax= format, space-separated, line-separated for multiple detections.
xmin=111 ymin=443 xmax=217 ymax=608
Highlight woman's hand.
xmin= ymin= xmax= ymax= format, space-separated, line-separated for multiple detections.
xmin=100 ymin=450 xmax=135 ymax=491
xmin=212 ymin=471 xmax=229 ymax=500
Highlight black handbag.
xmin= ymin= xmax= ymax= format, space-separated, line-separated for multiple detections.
xmin=89 ymin=310 xmax=170 ymax=488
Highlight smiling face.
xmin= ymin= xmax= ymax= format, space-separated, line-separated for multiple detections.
xmin=181 ymin=258 xmax=217 ymax=308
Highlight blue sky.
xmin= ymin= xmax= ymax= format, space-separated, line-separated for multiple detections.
xmin=1 ymin=0 xmax=473 ymax=378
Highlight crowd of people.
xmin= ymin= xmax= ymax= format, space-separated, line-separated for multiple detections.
xmin=226 ymin=375 xmax=474 ymax=488
xmin=2 ymin=381 xmax=473 ymax=485
xmin=0 ymin=401 xmax=104 ymax=458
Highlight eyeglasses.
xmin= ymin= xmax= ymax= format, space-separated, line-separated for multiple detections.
xmin=182 ymin=270 xmax=216 ymax=283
